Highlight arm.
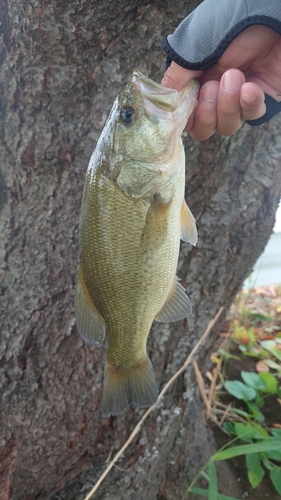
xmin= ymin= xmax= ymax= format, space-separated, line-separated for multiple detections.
xmin=161 ymin=0 xmax=281 ymax=139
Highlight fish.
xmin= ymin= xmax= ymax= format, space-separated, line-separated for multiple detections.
xmin=75 ymin=69 xmax=199 ymax=417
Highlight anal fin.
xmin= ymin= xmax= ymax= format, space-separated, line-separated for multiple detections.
xmin=75 ymin=269 xmax=106 ymax=346
xmin=155 ymin=277 xmax=192 ymax=322
xmin=181 ymin=200 xmax=197 ymax=245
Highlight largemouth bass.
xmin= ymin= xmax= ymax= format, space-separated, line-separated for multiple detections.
xmin=75 ymin=70 xmax=199 ymax=417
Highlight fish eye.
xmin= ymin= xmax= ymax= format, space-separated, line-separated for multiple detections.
xmin=120 ymin=106 xmax=135 ymax=124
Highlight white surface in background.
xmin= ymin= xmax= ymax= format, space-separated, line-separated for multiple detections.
xmin=244 ymin=201 xmax=281 ymax=287
xmin=244 ymin=232 xmax=281 ymax=287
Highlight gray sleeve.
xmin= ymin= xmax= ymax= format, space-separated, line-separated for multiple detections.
xmin=162 ymin=0 xmax=281 ymax=70
xmin=162 ymin=0 xmax=281 ymax=126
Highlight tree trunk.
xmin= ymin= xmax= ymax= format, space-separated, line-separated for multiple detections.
xmin=0 ymin=1 xmax=280 ymax=499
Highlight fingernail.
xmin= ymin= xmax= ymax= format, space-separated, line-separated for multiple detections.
xmin=201 ymin=83 xmax=218 ymax=103
xmin=242 ymin=88 xmax=258 ymax=104
xmin=223 ymin=72 xmax=241 ymax=94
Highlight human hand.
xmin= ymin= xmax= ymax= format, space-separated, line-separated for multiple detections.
xmin=161 ymin=26 xmax=281 ymax=140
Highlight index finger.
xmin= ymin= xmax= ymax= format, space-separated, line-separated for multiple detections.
xmin=161 ymin=61 xmax=202 ymax=91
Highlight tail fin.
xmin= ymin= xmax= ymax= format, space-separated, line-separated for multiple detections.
xmin=100 ymin=357 xmax=158 ymax=418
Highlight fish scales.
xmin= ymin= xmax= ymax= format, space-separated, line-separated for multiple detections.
xmin=81 ymin=171 xmax=180 ymax=361
xmin=75 ymin=70 xmax=199 ymax=417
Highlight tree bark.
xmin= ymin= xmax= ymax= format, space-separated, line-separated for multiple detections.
xmin=0 ymin=1 xmax=280 ymax=499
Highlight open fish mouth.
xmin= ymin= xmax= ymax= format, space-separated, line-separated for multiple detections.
xmin=131 ymin=69 xmax=199 ymax=125
xmin=131 ymin=69 xmax=179 ymax=110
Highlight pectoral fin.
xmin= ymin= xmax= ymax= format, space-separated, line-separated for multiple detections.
xmin=141 ymin=196 xmax=171 ymax=249
xmin=75 ymin=269 xmax=106 ymax=346
xmin=181 ymin=200 xmax=197 ymax=245
xmin=155 ymin=277 xmax=192 ymax=322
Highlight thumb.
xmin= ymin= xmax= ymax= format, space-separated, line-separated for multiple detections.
xmin=161 ymin=61 xmax=202 ymax=91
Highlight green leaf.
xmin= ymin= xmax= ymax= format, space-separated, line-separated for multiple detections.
xmin=245 ymin=401 xmax=265 ymax=423
xmin=262 ymin=457 xmax=274 ymax=470
xmin=189 ymin=487 xmax=240 ymax=500
xmin=264 ymin=359 xmax=281 ymax=370
xmin=255 ymin=395 xmax=265 ymax=407
xmin=260 ymin=341 xmax=281 ymax=361
xmin=231 ymin=407 xmax=253 ymax=418
xmin=266 ymin=448 xmax=281 ymax=462
xmin=246 ymin=452 xmax=264 ymax=488
xmin=270 ymin=466 xmax=281 ymax=494
xmin=232 ymin=422 xmax=268 ymax=442
xmin=271 ymin=429 xmax=281 ymax=440
xmin=223 ymin=422 xmax=235 ymax=435
xmin=212 ymin=440 xmax=281 ymax=461
xmin=251 ymin=312 xmax=273 ymax=322
xmin=256 ymin=349 xmax=274 ymax=358
xmin=218 ymin=349 xmax=240 ymax=361
xmin=271 ymin=348 xmax=281 ymax=361
xmin=239 ymin=345 xmax=248 ymax=353
xmin=260 ymin=340 xmax=276 ymax=349
xmin=242 ymin=350 xmax=266 ymax=358
xmin=264 ymin=325 xmax=280 ymax=333
xmin=208 ymin=461 xmax=217 ymax=500
xmin=225 ymin=380 xmax=256 ymax=401
xmin=241 ymin=371 xmax=266 ymax=391
xmin=258 ymin=372 xmax=278 ymax=393
xmin=252 ymin=424 xmax=269 ymax=440
xmin=233 ymin=423 xmax=256 ymax=442
xmin=201 ymin=470 xmax=210 ymax=481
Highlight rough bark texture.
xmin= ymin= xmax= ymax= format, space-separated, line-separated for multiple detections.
xmin=0 ymin=1 xmax=280 ymax=499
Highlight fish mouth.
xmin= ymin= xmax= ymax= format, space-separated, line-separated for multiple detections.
xmin=131 ymin=69 xmax=199 ymax=124
xmin=131 ymin=69 xmax=179 ymax=111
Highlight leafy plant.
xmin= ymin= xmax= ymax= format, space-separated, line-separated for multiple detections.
xmin=227 ymin=286 xmax=281 ymax=371
xmin=188 ymin=286 xmax=281 ymax=499
xmin=180 ymin=436 xmax=281 ymax=499
xmin=218 ymin=371 xmax=281 ymax=496
xmin=222 ymin=423 xmax=281 ymax=495
xmin=224 ymin=370 xmax=281 ymax=422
